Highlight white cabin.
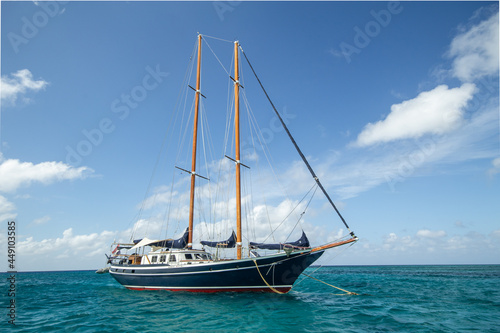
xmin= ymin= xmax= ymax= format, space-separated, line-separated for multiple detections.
xmin=138 ymin=249 xmax=213 ymax=266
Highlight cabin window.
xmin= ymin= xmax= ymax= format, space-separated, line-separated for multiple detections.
xmin=185 ymin=254 xmax=193 ymax=260
xmin=151 ymin=255 xmax=157 ymax=263
xmin=169 ymin=255 xmax=176 ymax=262
xmin=159 ymin=255 xmax=166 ymax=263
xmin=195 ymin=254 xmax=208 ymax=260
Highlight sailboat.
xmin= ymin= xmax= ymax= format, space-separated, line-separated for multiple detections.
xmin=108 ymin=34 xmax=358 ymax=293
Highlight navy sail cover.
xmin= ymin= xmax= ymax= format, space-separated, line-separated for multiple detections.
xmin=201 ymin=231 xmax=236 ymax=248
xmin=135 ymin=228 xmax=189 ymax=249
xmin=250 ymin=231 xmax=310 ymax=250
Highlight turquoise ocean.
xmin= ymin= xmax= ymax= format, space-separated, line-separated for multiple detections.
xmin=2 ymin=265 xmax=499 ymax=332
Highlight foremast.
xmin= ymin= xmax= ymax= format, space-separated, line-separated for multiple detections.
xmin=187 ymin=34 xmax=203 ymax=249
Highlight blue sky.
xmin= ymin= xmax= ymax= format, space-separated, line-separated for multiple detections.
xmin=1 ymin=1 xmax=499 ymax=271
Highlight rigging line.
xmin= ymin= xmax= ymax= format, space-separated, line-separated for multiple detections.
xmin=177 ymin=38 xmax=200 ymax=165
xmin=175 ymin=39 xmax=197 ymax=163
xmin=216 ymin=84 xmax=234 ymax=232
xmin=243 ymin=95 xmax=275 ymax=243
xmin=294 ymin=240 xmax=356 ymax=287
xmin=162 ymin=171 xmax=178 ymax=241
xmin=222 ymin=52 xmax=234 ymax=155
xmin=130 ymin=37 xmax=197 ymax=242
xmin=175 ymin=67 xmax=197 ymax=163
xmin=240 ymin=47 xmax=355 ymax=237
xmin=214 ymin=78 xmax=233 ymax=231
xmin=260 ymin=182 xmax=318 ymax=245
xmin=284 ymin=184 xmax=319 ymax=243
xmin=241 ymin=92 xmax=276 ymax=240
xmin=223 ymin=85 xmax=235 ymax=156
xmin=202 ymin=37 xmax=231 ymax=77
xmin=241 ymin=90 xmax=301 ymax=229
xmin=178 ymin=98 xmax=196 ymax=164
xmin=200 ymin=101 xmax=215 ymax=228
xmin=197 ymin=101 xmax=215 ymax=234
xmin=200 ymin=34 xmax=234 ymax=43
xmin=249 ymin=172 xmax=257 ymax=242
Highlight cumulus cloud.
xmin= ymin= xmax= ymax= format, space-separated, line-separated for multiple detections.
xmin=1 ymin=69 xmax=49 ymax=105
xmin=416 ymin=229 xmax=447 ymax=239
xmin=354 ymin=83 xmax=476 ymax=147
xmin=0 ymin=195 xmax=17 ymax=221
xmin=354 ymin=10 xmax=498 ymax=149
xmin=488 ymin=157 xmax=500 ymax=176
xmin=0 ymin=156 xmax=92 ymax=193
xmin=33 ymin=215 xmax=51 ymax=225
xmin=17 ymin=228 xmax=116 ymax=270
xmin=448 ymin=11 xmax=499 ymax=82
xmin=350 ymin=228 xmax=500 ymax=264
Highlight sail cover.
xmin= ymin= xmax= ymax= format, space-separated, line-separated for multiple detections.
xmin=201 ymin=231 xmax=236 ymax=248
xmin=130 ymin=237 xmax=160 ymax=251
xmin=147 ymin=228 xmax=189 ymax=249
xmin=250 ymin=231 xmax=310 ymax=250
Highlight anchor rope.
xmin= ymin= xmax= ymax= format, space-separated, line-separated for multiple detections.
xmin=301 ymin=273 xmax=358 ymax=295
xmin=252 ymin=259 xmax=287 ymax=294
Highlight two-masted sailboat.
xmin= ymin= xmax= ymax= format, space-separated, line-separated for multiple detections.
xmin=108 ymin=34 xmax=358 ymax=293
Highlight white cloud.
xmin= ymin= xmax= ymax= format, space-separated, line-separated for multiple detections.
xmin=334 ymin=228 xmax=500 ymax=265
xmin=354 ymin=83 xmax=476 ymax=147
xmin=33 ymin=215 xmax=51 ymax=225
xmin=0 ymin=156 xmax=92 ymax=193
xmin=16 ymin=228 xmax=116 ymax=271
xmin=449 ymin=11 xmax=499 ymax=82
xmin=416 ymin=229 xmax=447 ymax=239
xmin=0 ymin=195 xmax=17 ymax=221
xmin=1 ymin=69 xmax=49 ymax=105
xmin=307 ymin=100 xmax=496 ymax=199
xmin=488 ymin=157 xmax=500 ymax=176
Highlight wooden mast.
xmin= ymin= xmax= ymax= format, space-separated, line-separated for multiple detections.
xmin=188 ymin=34 xmax=202 ymax=249
xmin=234 ymin=41 xmax=242 ymax=259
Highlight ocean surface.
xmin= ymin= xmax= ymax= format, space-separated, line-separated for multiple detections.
xmin=1 ymin=265 xmax=499 ymax=332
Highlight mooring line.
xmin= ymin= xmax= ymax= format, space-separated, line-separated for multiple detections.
xmin=301 ymin=273 xmax=358 ymax=295
xmin=252 ymin=259 xmax=287 ymax=294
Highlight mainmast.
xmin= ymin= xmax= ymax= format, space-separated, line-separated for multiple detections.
xmin=187 ymin=34 xmax=203 ymax=249
xmin=234 ymin=41 xmax=243 ymax=259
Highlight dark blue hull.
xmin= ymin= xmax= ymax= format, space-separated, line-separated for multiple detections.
xmin=109 ymin=250 xmax=323 ymax=292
